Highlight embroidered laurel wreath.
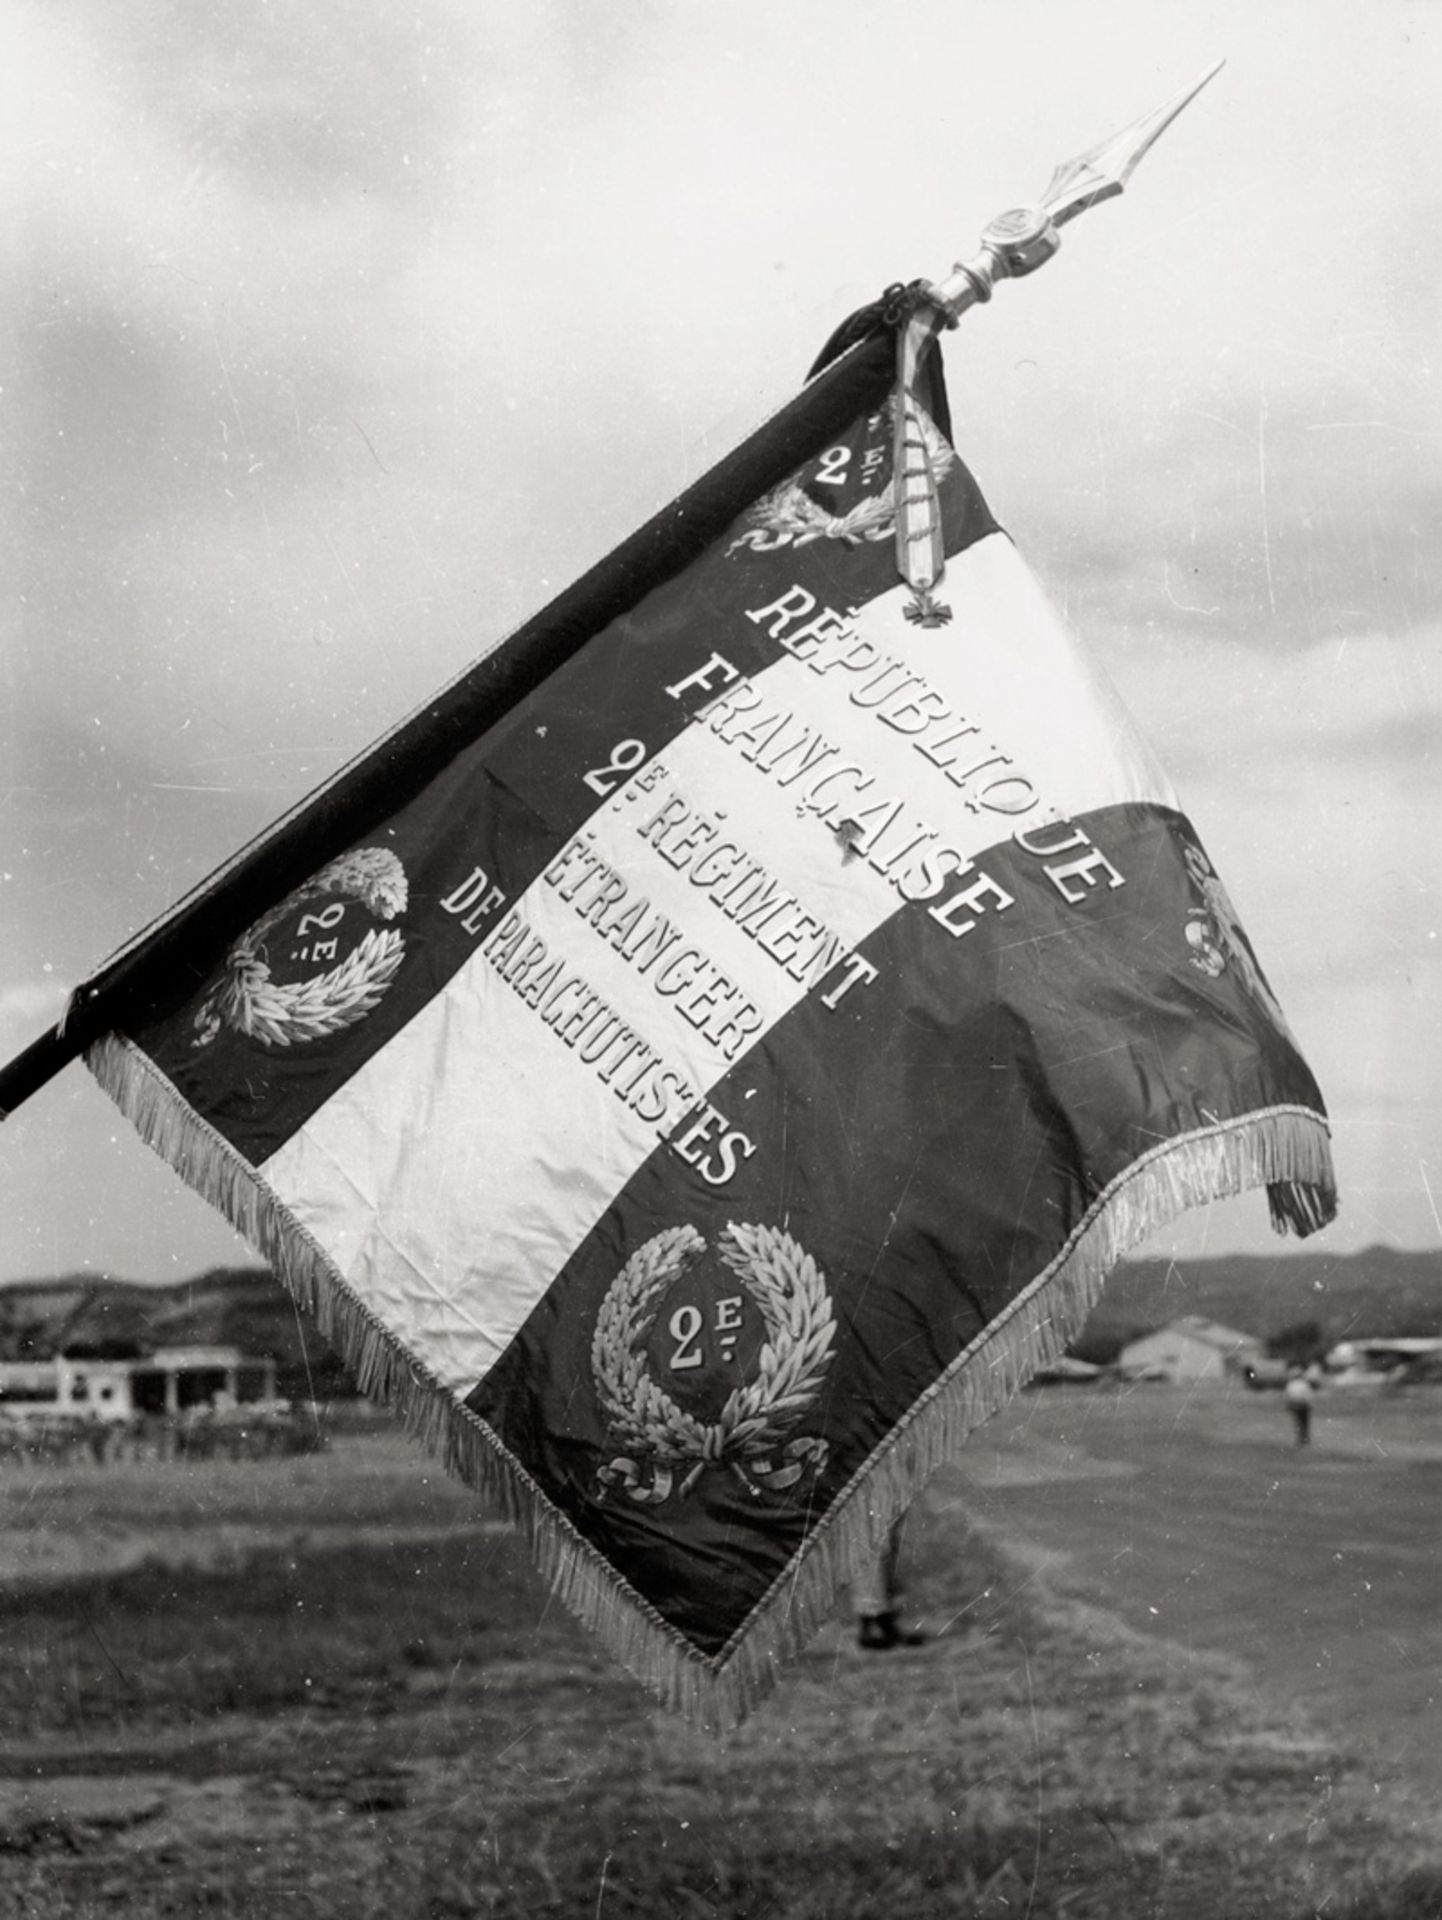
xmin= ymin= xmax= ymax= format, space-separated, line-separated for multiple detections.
xmin=727 ymin=402 xmax=954 ymax=554
xmin=1180 ymin=838 xmax=1293 ymax=1041
xmin=192 ymin=847 xmax=408 ymax=1050
xmin=591 ymin=1224 xmax=835 ymax=1485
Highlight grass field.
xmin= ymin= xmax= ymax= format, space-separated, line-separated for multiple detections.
xmin=953 ymin=1376 xmax=1442 ymax=1808
xmin=1 ymin=1392 xmax=1441 ymax=1918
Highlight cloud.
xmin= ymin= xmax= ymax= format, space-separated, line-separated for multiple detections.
xmin=0 ymin=980 xmax=68 ymax=1045
xmin=1096 ymin=622 xmax=1442 ymax=979
xmin=5 ymin=0 xmax=1441 ymax=1276
xmin=970 ymin=366 xmax=1442 ymax=659
xmin=1114 ymin=624 xmax=1442 ymax=774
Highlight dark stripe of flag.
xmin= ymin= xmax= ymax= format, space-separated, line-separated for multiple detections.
xmin=466 ymin=798 xmax=1326 ymax=1655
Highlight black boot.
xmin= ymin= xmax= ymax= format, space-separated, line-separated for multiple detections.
xmin=857 ymin=1611 xmax=924 ymax=1650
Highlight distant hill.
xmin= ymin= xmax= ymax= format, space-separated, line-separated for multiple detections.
xmin=1075 ymin=1246 xmax=1442 ymax=1362
xmin=0 ymin=1268 xmax=354 ymax=1397
xmin=3 ymin=1246 xmax=1439 ymax=1385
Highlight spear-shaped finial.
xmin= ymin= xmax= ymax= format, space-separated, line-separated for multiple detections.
xmin=929 ymin=60 xmax=1225 ymax=318
xmin=889 ymin=62 xmax=1224 ymax=626
xmin=1041 ymin=58 xmax=1226 ymax=228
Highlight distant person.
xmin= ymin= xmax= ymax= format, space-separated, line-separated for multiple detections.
xmin=1283 ymin=1365 xmax=1316 ymax=1446
xmin=852 ymin=1511 xmax=924 ymax=1650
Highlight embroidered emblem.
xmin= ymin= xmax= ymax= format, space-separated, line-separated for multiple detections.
xmin=725 ymin=402 xmax=955 ymax=560
xmin=591 ymin=1223 xmax=835 ymax=1505
xmin=1182 ymin=840 xmax=1294 ymax=1040
xmin=191 ymin=847 xmax=408 ymax=1050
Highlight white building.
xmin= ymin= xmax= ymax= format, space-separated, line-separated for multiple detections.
xmin=1118 ymin=1317 xmax=1263 ymax=1384
xmin=0 ymin=1347 xmax=278 ymax=1422
xmin=1326 ymin=1337 xmax=1442 ymax=1382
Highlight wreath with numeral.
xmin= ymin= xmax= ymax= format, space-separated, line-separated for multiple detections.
xmin=727 ymin=401 xmax=954 ymax=553
xmin=590 ymin=1223 xmax=835 ymax=1474
xmin=191 ymin=847 xmax=408 ymax=1050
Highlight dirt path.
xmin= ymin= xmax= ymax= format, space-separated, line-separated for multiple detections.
xmin=942 ymin=1379 xmax=1442 ymax=1809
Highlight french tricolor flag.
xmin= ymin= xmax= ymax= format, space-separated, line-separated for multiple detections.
xmin=78 ymin=301 xmax=1334 ymax=1725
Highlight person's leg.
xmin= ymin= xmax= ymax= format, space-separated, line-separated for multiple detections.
xmin=852 ymin=1514 xmax=922 ymax=1648
xmin=851 ymin=1523 xmax=901 ymax=1617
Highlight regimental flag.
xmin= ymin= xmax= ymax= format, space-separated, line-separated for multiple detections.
xmin=81 ymin=295 xmax=1335 ymax=1725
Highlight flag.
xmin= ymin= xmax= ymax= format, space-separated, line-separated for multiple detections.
xmin=82 ymin=292 xmax=1335 ymax=1726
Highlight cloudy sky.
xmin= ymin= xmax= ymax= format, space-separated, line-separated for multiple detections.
xmin=2 ymin=0 xmax=1438 ymax=1284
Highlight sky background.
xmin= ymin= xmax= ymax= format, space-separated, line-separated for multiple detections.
xmin=2 ymin=0 xmax=1438 ymax=1285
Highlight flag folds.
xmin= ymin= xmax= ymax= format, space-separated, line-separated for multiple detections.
xmin=86 ymin=299 xmax=1335 ymax=1725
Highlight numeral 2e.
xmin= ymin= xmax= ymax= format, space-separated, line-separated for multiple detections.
xmin=583 ymin=738 xmax=647 ymax=795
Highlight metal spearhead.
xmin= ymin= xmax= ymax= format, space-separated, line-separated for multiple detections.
xmin=1041 ymin=58 xmax=1226 ymax=229
xmin=931 ymin=60 xmax=1225 ymax=316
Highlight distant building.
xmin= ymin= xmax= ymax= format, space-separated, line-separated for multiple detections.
xmin=0 ymin=1346 xmax=278 ymax=1422
xmin=1326 ymin=1337 xmax=1442 ymax=1382
xmin=1118 ymin=1317 xmax=1263 ymax=1383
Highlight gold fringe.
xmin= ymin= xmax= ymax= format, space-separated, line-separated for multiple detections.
xmin=85 ymin=1033 xmax=1335 ymax=1733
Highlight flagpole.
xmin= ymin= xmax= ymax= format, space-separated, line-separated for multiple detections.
xmin=0 ymin=61 xmax=1223 ymax=1122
